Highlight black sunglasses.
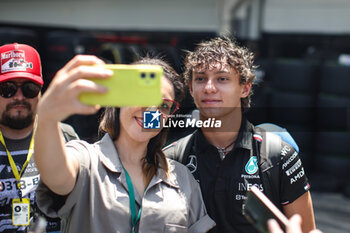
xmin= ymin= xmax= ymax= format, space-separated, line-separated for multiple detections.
xmin=0 ymin=81 xmax=41 ymax=99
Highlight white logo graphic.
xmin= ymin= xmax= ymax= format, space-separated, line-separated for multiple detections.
xmin=163 ymin=117 xmax=221 ymax=128
xmin=186 ymin=155 xmax=197 ymax=173
xmin=143 ymin=111 xmax=161 ymax=129
xmin=1 ymin=50 xmax=32 ymax=73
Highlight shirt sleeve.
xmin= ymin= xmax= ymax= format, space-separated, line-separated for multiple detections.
xmin=185 ymin=167 xmax=216 ymax=233
xmin=36 ymin=140 xmax=91 ymax=218
xmin=279 ymin=141 xmax=310 ymax=205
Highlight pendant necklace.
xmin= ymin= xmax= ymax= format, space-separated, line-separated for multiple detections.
xmin=216 ymin=140 xmax=235 ymax=160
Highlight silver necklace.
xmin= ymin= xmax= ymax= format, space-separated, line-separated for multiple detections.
xmin=216 ymin=140 xmax=235 ymax=160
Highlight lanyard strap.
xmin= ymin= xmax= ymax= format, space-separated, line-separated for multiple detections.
xmin=0 ymin=116 xmax=38 ymax=193
xmin=123 ymin=167 xmax=142 ymax=233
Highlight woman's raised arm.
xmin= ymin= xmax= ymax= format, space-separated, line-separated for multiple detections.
xmin=34 ymin=55 xmax=112 ymax=195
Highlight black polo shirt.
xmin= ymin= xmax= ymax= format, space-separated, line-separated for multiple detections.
xmin=164 ymin=119 xmax=310 ymax=233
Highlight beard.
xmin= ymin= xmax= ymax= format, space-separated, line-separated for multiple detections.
xmin=0 ymin=101 xmax=35 ymax=130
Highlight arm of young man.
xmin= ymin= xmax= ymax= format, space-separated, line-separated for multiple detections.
xmin=283 ymin=191 xmax=316 ymax=232
xmin=34 ymin=55 xmax=112 ymax=196
xmin=278 ymin=140 xmax=316 ymax=233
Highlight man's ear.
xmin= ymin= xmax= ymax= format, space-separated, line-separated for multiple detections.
xmin=241 ymin=82 xmax=252 ymax=98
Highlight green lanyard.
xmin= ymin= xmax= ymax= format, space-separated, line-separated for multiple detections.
xmin=123 ymin=167 xmax=142 ymax=233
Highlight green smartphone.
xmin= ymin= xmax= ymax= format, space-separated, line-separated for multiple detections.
xmin=243 ymin=186 xmax=289 ymax=233
xmin=79 ymin=64 xmax=163 ymax=107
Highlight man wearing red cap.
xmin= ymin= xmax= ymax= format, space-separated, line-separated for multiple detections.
xmin=0 ymin=43 xmax=78 ymax=233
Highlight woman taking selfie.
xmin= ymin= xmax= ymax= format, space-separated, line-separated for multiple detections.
xmin=34 ymin=55 xmax=215 ymax=233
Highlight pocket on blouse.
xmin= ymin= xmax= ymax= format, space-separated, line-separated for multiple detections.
xmin=164 ymin=223 xmax=188 ymax=233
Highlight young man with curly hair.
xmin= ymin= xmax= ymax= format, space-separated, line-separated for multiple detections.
xmin=164 ymin=37 xmax=316 ymax=233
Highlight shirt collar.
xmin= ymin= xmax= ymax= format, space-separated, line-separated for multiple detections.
xmin=151 ymin=161 xmax=180 ymax=189
xmin=196 ymin=117 xmax=254 ymax=152
xmin=234 ymin=117 xmax=253 ymax=150
xmin=96 ymin=134 xmax=179 ymax=189
xmin=195 ymin=129 xmax=212 ymax=153
xmin=96 ymin=134 xmax=123 ymax=173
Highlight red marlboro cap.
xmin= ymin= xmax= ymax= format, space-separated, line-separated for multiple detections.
xmin=0 ymin=43 xmax=43 ymax=86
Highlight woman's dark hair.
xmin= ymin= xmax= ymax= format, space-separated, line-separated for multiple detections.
xmin=99 ymin=57 xmax=184 ymax=185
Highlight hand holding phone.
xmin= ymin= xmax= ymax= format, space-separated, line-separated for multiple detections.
xmin=243 ymin=186 xmax=289 ymax=233
xmin=79 ymin=64 xmax=163 ymax=107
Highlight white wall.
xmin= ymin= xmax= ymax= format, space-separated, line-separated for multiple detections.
xmin=2 ymin=0 xmax=350 ymax=34
xmin=0 ymin=0 xmax=219 ymax=31
xmin=263 ymin=0 xmax=350 ymax=34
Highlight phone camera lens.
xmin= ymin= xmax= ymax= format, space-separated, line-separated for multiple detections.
xmin=141 ymin=73 xmax=146 ymax=78
xmin=150 ymin=73 xmax=155 ymax=79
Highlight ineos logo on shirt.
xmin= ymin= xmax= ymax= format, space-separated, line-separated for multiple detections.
xmin=238 ymin=183 xmax=263 ymax=192
xmin=186 ymin=155 xmax=197 ymax=173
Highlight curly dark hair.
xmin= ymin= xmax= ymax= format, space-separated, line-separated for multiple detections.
xmin=183 ymin=36 xmax=256 ymax=110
